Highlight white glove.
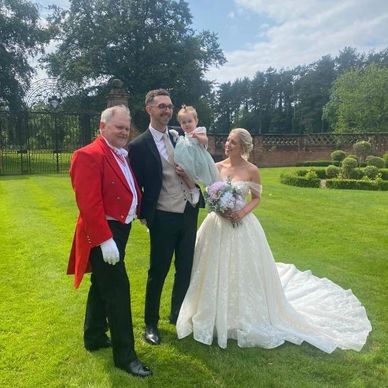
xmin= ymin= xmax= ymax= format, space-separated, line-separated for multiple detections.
xmin=100 ymin=238 xmax=120 ymax=265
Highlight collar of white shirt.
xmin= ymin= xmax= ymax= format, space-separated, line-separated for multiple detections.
xmin=149 ymin=126 xmax=168 ymax=142
xmin=102 ymin=136 xmax=128 ymax=158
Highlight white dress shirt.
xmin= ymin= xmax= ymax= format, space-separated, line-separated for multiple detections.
xmin=148 ymin=126 xmax=199 ymax=205
xmin=102 ymin=137 xmax=138 ymax=223
xmin=149 ymin=126 xmax=172 ymax=162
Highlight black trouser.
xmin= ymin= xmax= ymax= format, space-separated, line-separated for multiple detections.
xmin=84 ymin=220 xmax=136 ymax=365
xmin=145 ymin=203 xmax=199 ymax=325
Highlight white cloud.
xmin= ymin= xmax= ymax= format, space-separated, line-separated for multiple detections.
xmin=207 ymin=0 xmax=388 ymax=84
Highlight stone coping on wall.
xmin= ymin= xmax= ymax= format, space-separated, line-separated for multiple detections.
xmin=207 ymin=132 xmax=388 ymax=167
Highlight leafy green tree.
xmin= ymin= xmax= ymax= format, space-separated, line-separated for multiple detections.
xmin=365 ymin=47 xmax=388 ymax=66
xmin=249 ymin=71 xmax=266 ymax=133
xmin=212 ymin=82 xmax=234 ymax=133
xmin=298 ymin=55 xmax=336 ymax=133
xmin=323 ymin=65 xmax=388 ymax=133
xmin=44 ymin=0 xmax=225 ymax=129
xmin=335 ymin=46 xmax=363 ymax=74
xmin=214 ymin=68 xmax=296 ymax=134
xmin=0 ymin=0 xmax=51 ymax=110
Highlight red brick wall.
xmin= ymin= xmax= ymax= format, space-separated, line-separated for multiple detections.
xmin=207 ymin=133 xmax=388 ymax=167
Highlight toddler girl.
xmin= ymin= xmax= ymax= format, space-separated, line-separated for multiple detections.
xmin=174 ymin=105 xmax=219 ymax=186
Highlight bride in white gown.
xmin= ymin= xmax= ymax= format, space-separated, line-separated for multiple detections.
xmin=176 ymin=128 xmax=372 ymax=353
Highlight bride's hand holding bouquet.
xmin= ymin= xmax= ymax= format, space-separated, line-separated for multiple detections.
xmin=204 ymin=178 xmax=245 ymax=227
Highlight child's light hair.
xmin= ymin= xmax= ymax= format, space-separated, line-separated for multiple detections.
xmin=177 ymin=105 xmax=198 ymax=122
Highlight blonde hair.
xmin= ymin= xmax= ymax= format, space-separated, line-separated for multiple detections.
xmin=230 ymin=128 xmax=253 ymax=159
xmin=177 ymin=105 xmax=198 ymax=122
xmin=100 ymin=105 xmax=131 ymax=124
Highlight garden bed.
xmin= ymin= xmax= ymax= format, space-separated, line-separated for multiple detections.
xmin=281 ymin=167 xmax=388 ymax=191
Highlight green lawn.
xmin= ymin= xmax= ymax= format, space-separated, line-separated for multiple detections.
xmin=1 ymin=151 xmax=72 ymax=175
xmin=0 ymin=168 xmax=387 ymax=387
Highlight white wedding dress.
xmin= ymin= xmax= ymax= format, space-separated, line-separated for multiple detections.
xmin=176 ymin=181 xmax=372 ymax=353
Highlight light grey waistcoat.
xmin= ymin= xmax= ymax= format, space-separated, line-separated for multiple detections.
xmin=157 ymin=156 xmax=190 ymax=213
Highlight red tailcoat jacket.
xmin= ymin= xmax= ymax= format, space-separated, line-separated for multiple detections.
xmin=67 ymin=136 xmax=141 ymax=288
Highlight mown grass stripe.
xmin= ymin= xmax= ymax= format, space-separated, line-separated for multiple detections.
xmin=0 ymin=169 xmax=387 ymax=387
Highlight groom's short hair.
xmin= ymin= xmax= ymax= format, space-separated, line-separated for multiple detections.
xmin=145 ymin=89 xmax=170 ymax=106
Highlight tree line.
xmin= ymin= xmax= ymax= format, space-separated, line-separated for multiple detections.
xmin=1 ymin=0 xmax=387 ymax=134
xmin=212 ymin=50 xmax=388 ymax=134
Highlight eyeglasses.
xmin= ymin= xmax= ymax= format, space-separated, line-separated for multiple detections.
xmin=152 ymin=103 xmax=174 ymax=111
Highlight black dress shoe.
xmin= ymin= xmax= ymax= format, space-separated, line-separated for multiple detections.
xmin=144 ymin=325 xmax=160 ymax=345
xmin=116 ymin=359 xmax=153 ymax=378
xmin=84 ymin=337 xmax=112 ymax=352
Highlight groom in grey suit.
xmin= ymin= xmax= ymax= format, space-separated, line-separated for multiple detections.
xmin=128 ymin=89 xmax=203 ymax=345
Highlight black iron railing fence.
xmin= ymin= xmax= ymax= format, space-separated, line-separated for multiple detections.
xmin=0 ymin=111 xmax=99 ymax=175
xmin=1 ymin=110 xmax=387 ymax=175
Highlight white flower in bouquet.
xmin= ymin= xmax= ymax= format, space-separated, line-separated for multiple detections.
xmin=204 ymin=178 xmax=244 ymax=226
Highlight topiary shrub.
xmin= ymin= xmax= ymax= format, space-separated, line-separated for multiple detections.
xmin=363 ymin=165 xmax=379 ymax=179
xmin=330 ymin=150 xmax=346 ymax=163
xmin=313 ymin=168 xmax=327 ymax=179
xmin=341 ymin=157 xmax=358 ymax=179
xmin=352 ymin=167 xmax=364 ymax=179
xmin=305 ymin=169 xmax=318 ymax=180
xmin=379 ymin=168 xmax=388 ymax=180
xmin=383 ymin=152 xmax=388 ymax=167
xmin=325 ymin=165 xmax=340 ymax=178
xmin=353 ymin=141 xmax=372 ymax=162
xmin=347 ymin=154 xmax=359 ymax=162
xmin=295 ymin=169 xmax=307 ymax=176
xmin=365 ymin=155 xmax=385 ymax=169
xmin=295 ymin=168 xmax=326 ymax=179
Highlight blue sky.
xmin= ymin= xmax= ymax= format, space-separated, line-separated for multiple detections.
xmin=187 ymin=0 xmax=272 ymax=52
xmin=186 ymin=0 xmax=388 ymax=84
xmin=35 ymin=0 xmax=388 ymax=85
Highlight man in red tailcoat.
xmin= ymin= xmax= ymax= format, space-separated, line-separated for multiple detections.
xmin=68 ymin=105 xmax=152 ymax=378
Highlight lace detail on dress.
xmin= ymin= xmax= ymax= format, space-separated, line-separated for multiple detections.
xmin=231 ymin=181 xmax=262 ymax=197
xmin=176 ymin=181 xmax=371 ymax=352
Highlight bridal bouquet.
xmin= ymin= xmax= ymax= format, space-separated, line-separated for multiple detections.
xmin=204 ymin=178 xmax=244 ymax=226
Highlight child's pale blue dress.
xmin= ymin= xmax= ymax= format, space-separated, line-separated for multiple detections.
xmin=174 ymin=127 xmax=219 ymax=187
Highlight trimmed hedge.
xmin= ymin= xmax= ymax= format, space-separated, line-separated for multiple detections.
xmin=297 ymin=160 xmax=340 ymax=167
xmin=294 ymin=167 xmax=387 ymax=180
xmin=380 ymin=180 xmax=388 ymax=190
xmin=379 ymin=168 xmax=388 ymax=180
xmin=295 ymin=168 xmax=326 ymax=179
xmin=281 ymin=169 xmax=388 ymax=191
xmin=325 ymin=179 xmax=388 ymax=191
xmin=280 ymin=173 xmax=320 ymax=188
